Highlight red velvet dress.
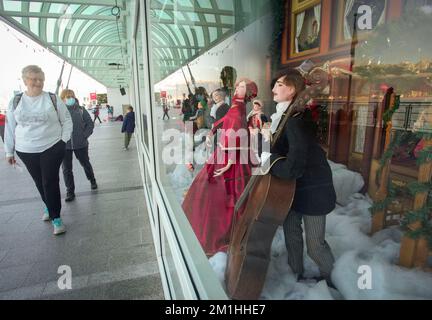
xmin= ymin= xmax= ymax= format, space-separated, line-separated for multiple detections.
xmin=247 ymin=112 xmax=263 ymax=130
xmin=182 ymin=96 xmax=252 ymax=256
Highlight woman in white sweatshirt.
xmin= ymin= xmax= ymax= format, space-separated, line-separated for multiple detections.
xmin=4 ymin=65 xmax=73 ymax=235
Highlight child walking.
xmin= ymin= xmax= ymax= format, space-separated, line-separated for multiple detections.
xmin=121 ymin=106 xmax=135 ymax=150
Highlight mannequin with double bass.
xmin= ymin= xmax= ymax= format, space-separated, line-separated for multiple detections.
xmin=225 ymin=62 xmax=337 ymax=299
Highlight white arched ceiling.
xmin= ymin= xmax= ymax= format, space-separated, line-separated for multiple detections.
xmin=0 ymin=0 xmax=271 ymax=86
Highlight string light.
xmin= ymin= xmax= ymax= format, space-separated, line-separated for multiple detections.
xmin=188 ymin=31 xmax=238 ymax=66
xmin=1 ymin=22 xmax=46 ymax=54
xmin=187 ymin=15 xmax=268 ymax=67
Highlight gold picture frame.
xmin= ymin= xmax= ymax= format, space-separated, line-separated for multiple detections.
xmin=290 ymin=0 xmax=322 ymax=58
xmin=334 ymin=0 xmax=388 ymax=47
xmin=292 ymin=0 xmax=321 ymax=13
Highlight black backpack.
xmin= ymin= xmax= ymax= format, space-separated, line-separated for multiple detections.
xmin=13 ymin=92 xmax=57 ymax=112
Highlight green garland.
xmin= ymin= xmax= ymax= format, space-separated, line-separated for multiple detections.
xmin=370 ymin=197 xmax=391 ymax=215
xmin=371 ymin=95 xmax=432 ymax=250
xmin=369 ymin=181 xmax=411 ymax=215
xmin=374 ymin=95 xmax=401 ymax=184
xmin=382 ymin=95 xmax=400 ymax=124
xmin=415 ymin=146 xmax=432 ymax=166
xmin=374 ymin=130 xmax=408 ymax=186
xmin=400 ymin=206 xmax=432 ymax=249
xmin=415 ymin=131 xmax=432 ymax=141
xmin=407 ymin=181 xmax=432 ymax=196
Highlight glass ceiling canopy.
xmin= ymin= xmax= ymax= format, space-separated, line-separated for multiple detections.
xmin=0 ymin=0 xmax=270 ymax=87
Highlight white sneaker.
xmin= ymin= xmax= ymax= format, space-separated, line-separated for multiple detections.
xmin=52 ymin=218 xmax=66 ymax=235
xmin=42 ymin=207 xmax=50 ymax=221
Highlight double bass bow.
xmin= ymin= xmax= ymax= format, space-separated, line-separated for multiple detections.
xmin=225 ymin=64 xmax=330 ymax=300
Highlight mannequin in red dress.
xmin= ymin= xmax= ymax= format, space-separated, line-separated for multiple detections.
xmin=247 ymin=99 xmax=268 ymax=132
xmin=182 ymin=78 xmax=258 ymax=256
xmin=247 ymin=99 xmax=268 ymax=157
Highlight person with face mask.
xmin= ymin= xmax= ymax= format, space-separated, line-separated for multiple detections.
xmin=4 ymin=65 xmax=72 ymax=235
xmin=60 ymin=89 xmax=97 ymax=202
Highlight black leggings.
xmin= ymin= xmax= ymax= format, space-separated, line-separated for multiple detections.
xmin=93 ymin=115 xmax=102 ymax=123
xmin=62 ymin=146 xmax=95 ymax=193
xmin=16 ymin=140 xmax=66 ymax=219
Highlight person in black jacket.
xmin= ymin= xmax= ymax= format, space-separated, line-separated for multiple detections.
xmin=122 ymin=106 xmax=135 ymax=150
xmin=265 ymin=69 xmax=336 ymax=288
xmin=60 ymin=89 xmax=97 ymax=202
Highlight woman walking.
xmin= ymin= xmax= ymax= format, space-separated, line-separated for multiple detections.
xmin=4 ymin=65 xmax=72 ymax=235
xmin=60 ymin=89 xmax=98 ymax=202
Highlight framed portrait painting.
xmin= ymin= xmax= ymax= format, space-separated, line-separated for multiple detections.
xmin=290 ymin=0 xmax=322 ymax=57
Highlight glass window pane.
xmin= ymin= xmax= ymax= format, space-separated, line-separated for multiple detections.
xmin=182 ymin=26 xmax=195 ymax=46
xmin=161 ymin=219 xmax=185 ymax=299
xmin=204 ymin=14 xmax=216 ymax=23
xmin=187 ymin=12 xmax=200 ymax=22
xmin=29 ymin=17 xmax=39 ymax=36
xmin=136 ymin=11 xmax=150 ymax=147
xmin=46 ymin=18 xmax=56 ymax=43
xmin=29 ymin=1 xmax=43 ymax=12
xmin=3 ymin=0 xmax=21 ymax=11
xmin=208 ymin=26 xmax=218 ymax=42
xmin=220 ymin=15 xmax=234 ymax=24
xmin=48 ymin=3 xmax=66 ymax=14
xmin=177 ymin=0 xmax=194 ymax=8
xmin=68 ymin=19 xmax=85 ymax=42
xmin=193 ymin=26 xmax=204 ymax=47
xmin=174 ymin=11 xmax=187 ymax=21
xmin=155 ymin=9 xmax=172 ymax=20
xmin=198 ymin=0 xmax=213 ymax=9
xmin=148 ymin=0 xmax=274 ymax=298
xmin=146 ymin=0 xmax=432 ymax=300
xmin=215 ymin=0 xmax=234 ymax=11
xmin=81 ymin=5 xmax=105 ymax=15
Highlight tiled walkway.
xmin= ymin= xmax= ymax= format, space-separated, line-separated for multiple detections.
xmin=0 ymin=119 xmax=163 ymax=299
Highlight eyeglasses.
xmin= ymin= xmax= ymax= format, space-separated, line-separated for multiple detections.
xmin=26 ymin=77 xmax=45 ymax=82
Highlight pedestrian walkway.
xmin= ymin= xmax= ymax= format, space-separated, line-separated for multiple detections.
xmin=0 ymin=121 xmax=164 ymax=299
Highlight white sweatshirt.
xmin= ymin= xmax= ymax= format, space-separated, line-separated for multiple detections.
xmin=4 ymin=91 xmax=73 ymax=157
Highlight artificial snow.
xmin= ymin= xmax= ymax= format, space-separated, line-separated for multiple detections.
xmin=169 ymin=136 xmax=207 ymax=203
xmin=206 ymin=161 xmax=432 ymax=300
xmin=328 ymin=160 xmax=365 ymax=206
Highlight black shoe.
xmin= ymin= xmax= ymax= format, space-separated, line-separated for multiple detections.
xmin=297 ymin=274 xmax=307 ymax=282
xmin=325 ymin=279 xmax=337 ymax=290
xmin=297 ymin=274 xmax=332 ymax=285
xmin=296 ymin=274 xmax=316 ymax=283
xmin=310 ymin=276 xmax=337 ymax=290
xmin=65 ymin=192 xmax=75 ymax=202
xmin=90 ymin=180 xmax=98 ymax=190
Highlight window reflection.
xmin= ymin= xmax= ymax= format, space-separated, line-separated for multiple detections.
xmin=146 ymin=0 xmax=432 ymax=299
xmin=136 ymin=12 xmax=150 ymax=147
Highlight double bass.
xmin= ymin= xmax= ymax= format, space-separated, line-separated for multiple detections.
xmin=225 ymin=64 xmax=330 ymax=300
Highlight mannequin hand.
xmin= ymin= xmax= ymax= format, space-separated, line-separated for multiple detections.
xmin=213 ymin=161 xmax=232 ymax=177
xmin=206 ymin=135 xmax=213 ymax=148
xmin=261 ymin=128 xmax=271 ymax=142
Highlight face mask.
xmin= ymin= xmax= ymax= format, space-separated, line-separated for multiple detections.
xmin=65 ymin=98 xmax=75 ymax=106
